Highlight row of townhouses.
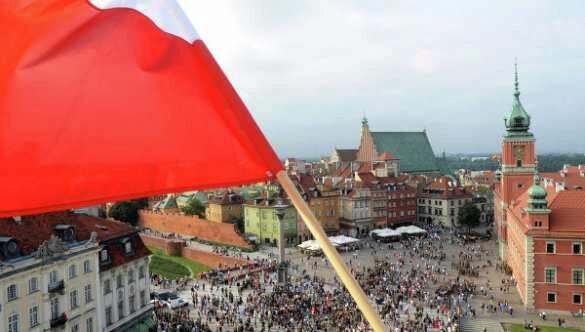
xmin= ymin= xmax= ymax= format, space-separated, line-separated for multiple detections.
xmin=0 ymin=212 xmax=152 ymax=332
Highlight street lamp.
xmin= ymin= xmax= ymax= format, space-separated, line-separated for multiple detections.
xmin=273 ymin=198 xmax=289 ymax=284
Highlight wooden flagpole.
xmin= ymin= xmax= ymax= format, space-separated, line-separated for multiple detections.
xmin=276 ymin=170 xmax=387 ymax=332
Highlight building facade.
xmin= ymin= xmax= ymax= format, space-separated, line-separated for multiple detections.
xmin=339 ymin=182 xmax=372 ymax=237
xmin=0 ymin=235 xmax=100 ymax=332
xmin=494 ymin=66 xmax=585 ymax=312
xmin=0 ymin=212 xmax=153 ymax=332
xmin=205 ymin=192 xmax=244 ymax=223
xmin=244 ymin=198 xmax=298 ymax=246
xmin=417 ymin=176 xmax=473 ymax=228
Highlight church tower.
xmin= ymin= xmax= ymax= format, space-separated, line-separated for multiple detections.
xmin=500 ymin=63 xmax=537 ymax=205
xmin=357 ymin=116 xmax=376 ymax=162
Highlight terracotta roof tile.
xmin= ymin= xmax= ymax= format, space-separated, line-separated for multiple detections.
xmin=0 ymin=212 xmax=149 ymax=267
xmin=541 ymin=166 xmax=585 ymax=191
xmin=377 ymin=152 xmax=399 ymax=161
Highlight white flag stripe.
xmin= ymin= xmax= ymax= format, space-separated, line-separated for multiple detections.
xmin=89 ymin=0 xmax=200 ymax=43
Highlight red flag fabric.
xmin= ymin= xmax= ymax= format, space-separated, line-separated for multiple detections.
xmin=0 ymin=0 xmax=283 ymax=217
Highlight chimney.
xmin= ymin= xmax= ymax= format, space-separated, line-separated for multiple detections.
xmin=555 ymin=182 xmax=565 ymax=192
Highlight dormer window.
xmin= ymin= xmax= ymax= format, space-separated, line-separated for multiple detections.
xmin=121 ymin=238 xmax=134 ymax=256
xmin=100 ymin=249 xmax=110 ymax=264
xmin=0 ymin=237 xmax=20 ymax=260
xmin=54 ymin=224 xmax=76 ymax=242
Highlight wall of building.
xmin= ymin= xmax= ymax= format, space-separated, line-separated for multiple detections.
xmin=0 ymin=246 xmax=100 ymax=332
xmin=138 ymin=211 xmax=251 ymax=249
xmin=533 ymin=238 xmax=585 ymax=312
xmin=244 ymin=205 xmax=297 ymax=246
xmin=206 ymin=203 xmax=243 ymax=223
xmin=417 ymin=196 xmax=471 ymax=228
xmin=99 ymin=256 xmax=151 ymax=332
xmin=506 ymin=212 xmax=528 ymax=306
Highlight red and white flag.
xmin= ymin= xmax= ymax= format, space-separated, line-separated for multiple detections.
xmin=0 ymin=0 xmax=283 ymax=217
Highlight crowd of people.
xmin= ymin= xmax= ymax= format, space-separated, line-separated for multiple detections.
xmin=151 ymin=224 xmax=517 ymax=331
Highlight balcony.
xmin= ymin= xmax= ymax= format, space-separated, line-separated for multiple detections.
xmin=50 ymin=313 xmax=68 ymax=328
xmin=48 ymin=280 xmax=64 ymax=294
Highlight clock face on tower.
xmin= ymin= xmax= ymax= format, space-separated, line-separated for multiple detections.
xmin=514 ymin=145 xmax=525 ymax=161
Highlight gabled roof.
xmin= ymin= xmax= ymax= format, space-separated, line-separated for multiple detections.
xmin=370 ymin=131 xmax=439 ymax=173
xmin=423 ymin=176 xmax=470 ymax=198
xmin=335 ymin=149 xmax=358 ymax=162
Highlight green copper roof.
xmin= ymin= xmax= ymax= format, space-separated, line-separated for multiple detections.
xmin=528 ymin=175 xmax=547 ymax=199
xmin=527 ymin=175 xmax=549 ymax=212
xmin=504 ymin=63 xmax=531 ymax=133
xmin=370 ymin=131 xmax=439 ymax=173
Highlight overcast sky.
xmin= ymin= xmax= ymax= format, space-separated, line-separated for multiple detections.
xmin=181 ymin=0 xmax=585 ymax=158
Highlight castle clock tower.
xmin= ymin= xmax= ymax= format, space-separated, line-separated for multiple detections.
xmin=500 ymin=63 xmax=537 ymax=205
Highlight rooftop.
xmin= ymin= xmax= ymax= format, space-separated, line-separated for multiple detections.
xmin=370 ymin=131 xmax=439 ymax=173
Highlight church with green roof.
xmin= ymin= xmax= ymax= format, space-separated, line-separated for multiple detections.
xmin=356 ymin=117 xmax=440 ymax=176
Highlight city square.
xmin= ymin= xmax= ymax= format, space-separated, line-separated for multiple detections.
xmin=148 ymin=224 xmax=584 ymax=331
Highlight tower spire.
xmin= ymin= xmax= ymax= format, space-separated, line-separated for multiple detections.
xmin=514 ymin=59 xmax=520 ymax=97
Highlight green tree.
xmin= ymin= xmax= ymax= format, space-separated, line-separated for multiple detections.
xmin=457 ymin=201 xmax=481 ymax=233
xmin=181 ymin=197 xmax=206 ymax=217
xmin=109 ymin=200 xmax=143 ymax=225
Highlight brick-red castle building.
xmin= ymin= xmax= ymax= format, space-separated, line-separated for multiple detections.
xmin=494 ymin=66 xmax=585 ymax=312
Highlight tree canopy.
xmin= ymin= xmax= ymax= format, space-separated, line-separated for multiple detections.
xmin=181 ymin=197 xmax=206 ymax=217
xmin=108 ymin=198 xmax=147 ymax=225
xmin=457 ymin=201 xmax=481 ymax=233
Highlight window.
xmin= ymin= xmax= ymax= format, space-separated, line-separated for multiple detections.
xmin=128 ymin=269 xmax=135 ymax=283
xmin=572 ymin=269 xmax=584 ymax=285
xmin=573 ymin=242 xmax=582 ymax=255
xmin=68 ymin=264 xmax=77 ymax=279
xmin=545 ymin=267 xmax=556 ymax=284
xmin=117 ymin=298 xmax=125 ymax=320
xmin=28 ymin=278 xmax=38 ymax=294
xmin=100 ymin=249 xmax=109 ymax=262
xmin=573 ymin=293 xmax=583 ymax=305
xmin=29 ymin=305 xmax=39 ymax=328
xmin=105 ymin=307 xmax=113 ymax=326
xmin=104 ymin=279 xmax=112 ymax=294
xmin=86 ymin=318 xmax=94 ymax=332
xmin=84 ymin=284 xmax=93 ymax=303
xmin=547 ymin=292 xmax=557 ymax=303
xmin=129 ymin=294 xmax=136 ymax=313
xmin=70 ymin=290 xmax=79 ymax=310
xmin=124 ymin=241 xmax=133 ymax=254
xmin=546 ymin=241 xmax=555 ymax=254
xmin=70 ymin=323 xmax=79 ymax=332
xmin=140 ymin=290 xmax=146 ymax=306
xmin=49 ymin=270 xmax=58 ymax=284
xmin=8 ymin=312 xmax=18 ymax=332
xmin=7 ymin=284 xmax=17 ymax=301
xmin=83 ymin=260 xmax=92 ymax=273
xmin=116 ymin=274 xmax=123 ymax=289
xmin=50 ymin=298 xmax=60 ymax=320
